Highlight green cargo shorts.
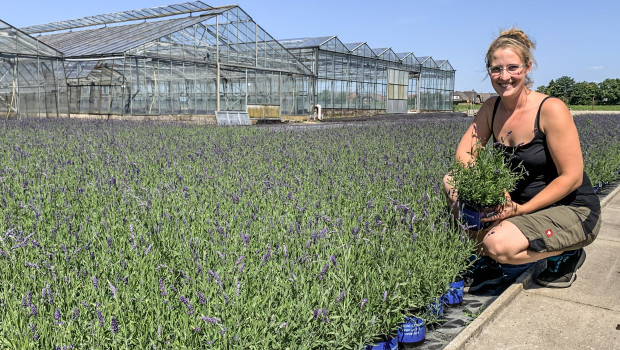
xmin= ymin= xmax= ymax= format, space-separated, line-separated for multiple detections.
xmin=507 ymin=205 xmax=601 ymax=253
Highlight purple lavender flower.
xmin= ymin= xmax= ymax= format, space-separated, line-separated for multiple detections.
xmin=92 ymin=276 xmax=98 ymax=291
xmin=22 ymin=291 xmax=32 ymax=308
xmin=241 ymin=233 xmax=250 ymax=246
xmin=43 ymin=283 xmax=54 ymax=304
xmin=383 ymin=290 xmax=388 ymax=302
xmin=330 ymin=255 xmax=337 ymax=267
xmin=29 ymin=303 xmax=38 ymax=317
xmin=319 ymin=263 xmax=329 ymax=280
xmin=179 ymin=295 xmax=194 ymax=315
xmin=208 ymin=270 xmax=222 ymax=289
xmin=196 ymin=291 xmax=207 ymax=305
xmin=54 ymin=308 xmax=62 ymax=324
xmin=29 ymin=323 xmax=38 ymax=340
xmin=108 ymin=281 xmax=117 ymax=297
xmin=159 ymin=278 xmax=167 ymax=296
xmin=96 ymin=309 xmax=104 ymax=327
xmin=279 ymin=322 xmax=288 ymax=328
xmin=261 ymin=251 xmax=271 ymax=266
xmin=72 ymin=307 xmax=80 ymax=320
xmin=193 ymin=327 xmax=201 ymax=332
xmin=335 ymin=289 xmax=345 ymax=303
xmin=200 ymin=316 xmax=220 ymax=324
xmin=313 ymin=308 xmax=321 ymax=320
xmin=111 ymin=316 xmax=119 ymax=334
xmin=235 ymin=256 xmax=245 ymax=265
xmin=360 ymin=298 xmax=368 ymax=309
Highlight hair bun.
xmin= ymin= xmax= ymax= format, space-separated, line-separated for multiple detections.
xmin=499 ymin=28 xmax=535 ymax=50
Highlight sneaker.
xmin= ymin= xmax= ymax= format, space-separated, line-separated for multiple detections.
xmin=464 ymin=257 xmax=505 ymax=293
xmin=536 ymin=249 xmax=586 ymax=288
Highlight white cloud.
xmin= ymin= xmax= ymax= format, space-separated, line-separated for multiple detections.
xmin=587 ymin=66 xmax=604 ymax=70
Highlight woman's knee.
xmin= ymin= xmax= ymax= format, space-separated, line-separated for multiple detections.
xmin=482 ymin=222 xmax=529 ymax=263
xmin=482 ymin=236 xmax=511 ymax=263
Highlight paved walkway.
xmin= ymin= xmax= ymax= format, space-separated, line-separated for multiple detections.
xmin=445 ymin=184 xmax=620 ymax=350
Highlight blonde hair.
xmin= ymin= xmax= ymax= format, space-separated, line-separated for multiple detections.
xmin=486 ymin=28 xmax=537 ymax=87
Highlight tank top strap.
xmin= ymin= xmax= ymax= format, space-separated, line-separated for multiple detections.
xmin=535 ymin=96 xmax=554 ymax=133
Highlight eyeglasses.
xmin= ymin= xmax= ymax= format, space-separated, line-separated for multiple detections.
xmin=487 ymin=64 xmax=527 ymax=76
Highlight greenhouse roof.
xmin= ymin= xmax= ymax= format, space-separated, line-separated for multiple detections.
xmin=0 ymin=19 xmax=62 ymax=57
xmin=344 ymin=42 xmax=364 ymax=51
xmin=21 ymin=1 xmax=214 ymax=34
xmin=436 ymin=60 xmax=455 ymax=71
xmin=418 ymin=56 xmax=439 ymax=69
xmin=37 ymin=16 xmax=210 ymax=57
xmin=372 ymin=47 xmax=389 ymax=55
xmin=278 ymin=36 xmax=334 ymax=49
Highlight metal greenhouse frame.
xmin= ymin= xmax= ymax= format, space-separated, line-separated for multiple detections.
xmin=3 ymin=1 xmax=456 ymax=120
xmin=0 ymin=20 xmax=67 ymax=118
xmin=22 ymin=2 xmax=312 ymax=120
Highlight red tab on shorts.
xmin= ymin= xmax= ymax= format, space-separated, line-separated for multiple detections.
xmin=545 ymin=229 xmax=553 ymax=237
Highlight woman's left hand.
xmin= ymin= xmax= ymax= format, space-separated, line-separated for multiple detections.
xmin=481 ymin=193 xmax=520 ymax=223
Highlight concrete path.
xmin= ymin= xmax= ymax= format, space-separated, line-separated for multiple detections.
xmin=445 ymin=184 xmax=620 ymax=350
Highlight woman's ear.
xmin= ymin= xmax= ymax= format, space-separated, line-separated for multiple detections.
xmin=524 ymin=60 xmax=533 ymax=75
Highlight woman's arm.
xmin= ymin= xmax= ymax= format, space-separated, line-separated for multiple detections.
xmin=454 ymin=98 xmax=496 ymax=164
xmin=517 ymin=98 xmax=583 ymax=214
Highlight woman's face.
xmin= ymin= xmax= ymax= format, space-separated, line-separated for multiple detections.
xmin=488 ymin=47 xmax=531 ymax=98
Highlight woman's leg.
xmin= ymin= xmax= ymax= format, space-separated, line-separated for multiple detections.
xmin=481 ymin=220 xmax=562 ymax=265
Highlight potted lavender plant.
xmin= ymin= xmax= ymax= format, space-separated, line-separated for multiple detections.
xmin=447 ymin=141 xmax=524 ymax=229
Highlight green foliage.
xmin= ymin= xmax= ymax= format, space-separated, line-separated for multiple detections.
xmin=537 ymin=77 xmax=620 ymax=106
xmin=453 ymin=104 xmax=482 ymax=112
xmin=535 ymin=85 xmax=547 ymax=94
xmin=0 ymin=114 xmax=617 ymax=348
xmin=567 ymin=105 xmax=620 ymax=111
xmin=0 ymin=118 xmax=475 ymax=349
xmin=546 ymin=76 xmax=575 ymax=100
xmin=447 ymin=141 xmax=525 ymax=208
xmin=570 ymin=82 xmax=599 ymax=105
xmin=598 ymin=78 xmax=620 ymax=105
xmin=575 ymin=114 xmax=620 ymax=187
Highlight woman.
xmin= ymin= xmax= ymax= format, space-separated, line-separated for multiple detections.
xmin=444 ymin=28 xmax=601 ymax=292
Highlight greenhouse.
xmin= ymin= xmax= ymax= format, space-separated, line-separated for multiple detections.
xmin=0 ymin=20 xmax=67 ymax=118
xmin=2 ymin=1 xmax=455 ymax=120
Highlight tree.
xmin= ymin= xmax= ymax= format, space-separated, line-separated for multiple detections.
xmin=546 ymin=76 xmax=575 ymax=104
xmin=570 ymin=81 xmax=599 ymax=105
xmin=535 ymin=85 xmax=547 ymax=94
xmin=598 ymin=78 xmax=620 ymax=105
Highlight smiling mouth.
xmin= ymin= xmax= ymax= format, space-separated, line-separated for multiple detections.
xmin=499 ymin=83 xmax=513 ymax=88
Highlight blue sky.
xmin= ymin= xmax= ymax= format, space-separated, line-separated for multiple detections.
xmin=5 ymin=0 xmax=618 ymax=93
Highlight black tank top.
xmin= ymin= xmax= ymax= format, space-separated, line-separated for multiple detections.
xmin=491 ymin=97 xmax=600 ymax=211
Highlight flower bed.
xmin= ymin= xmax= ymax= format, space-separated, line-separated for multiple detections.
xmin=575 ymin=114 xmax=620 ymax=190
xmin=0 ymin=114 xmax=617 ymax=348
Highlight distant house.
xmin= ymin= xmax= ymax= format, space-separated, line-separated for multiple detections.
xmin=478 ymin=92 xmax=498 ymax=103
xmin=453 ymin=91 xmax=497 ymax=104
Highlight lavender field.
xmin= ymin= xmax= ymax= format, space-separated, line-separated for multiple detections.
xmin=0 ymin=114 xmax=618 ymax=349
